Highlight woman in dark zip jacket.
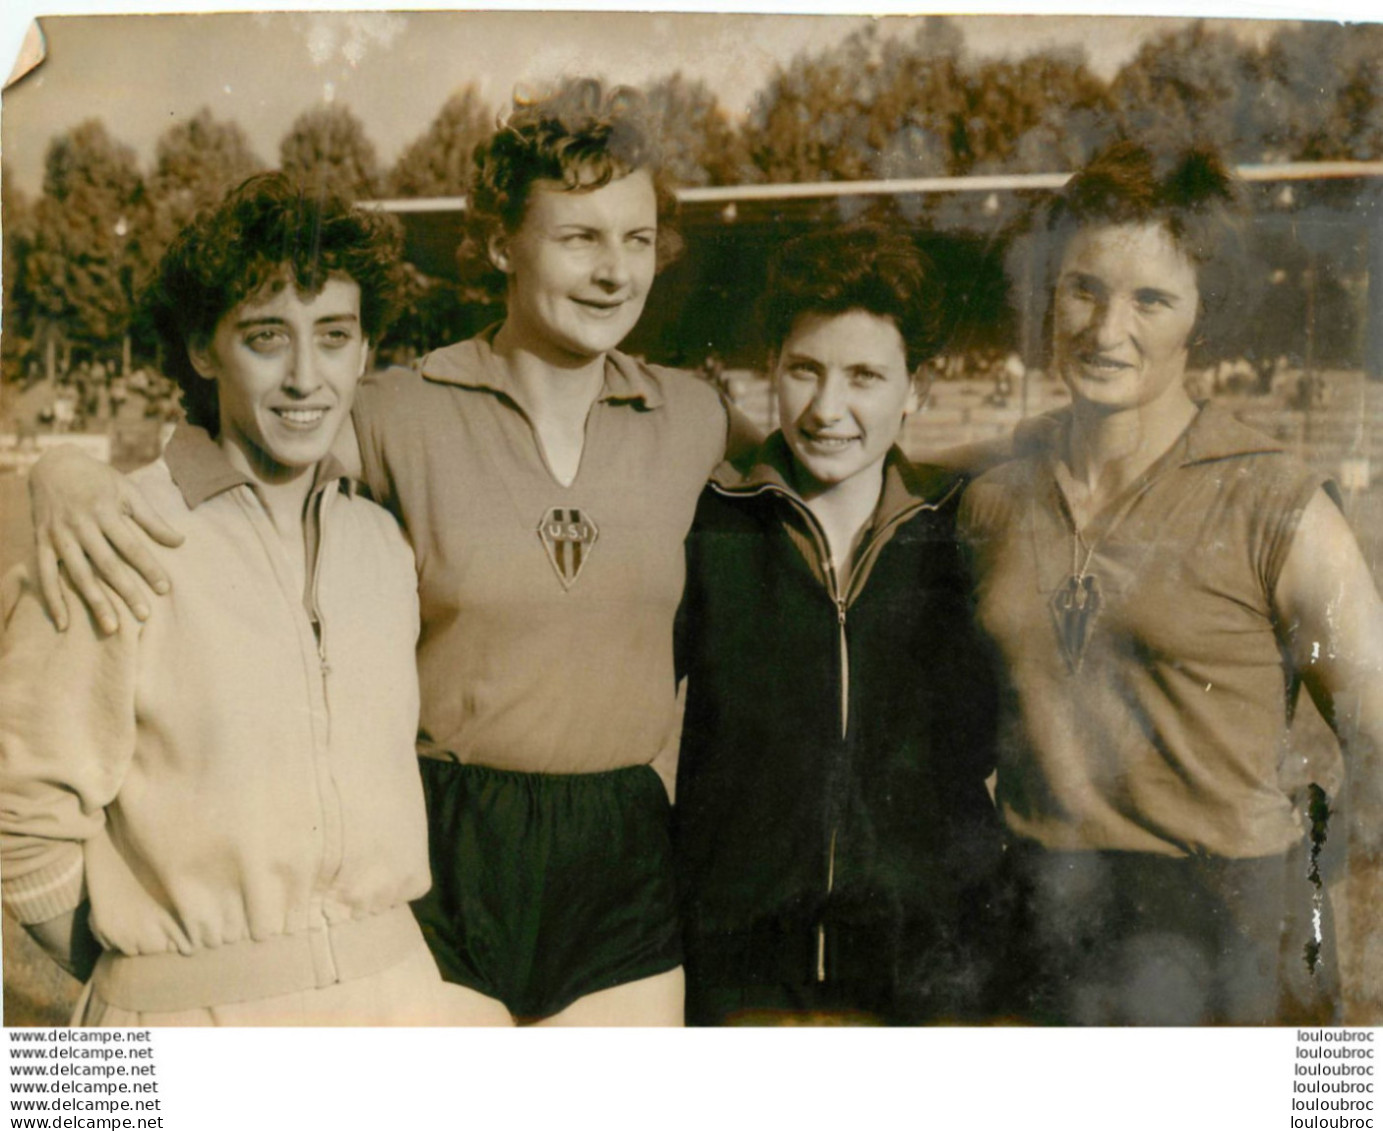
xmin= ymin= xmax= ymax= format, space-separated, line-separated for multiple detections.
xmin=674 ymin=224 xmax=1007 ymax=1026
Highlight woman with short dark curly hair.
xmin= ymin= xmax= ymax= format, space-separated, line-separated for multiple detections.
xmin=675 ymin=223 xmax=1008 ymax=1025
xmin=756 ymin=222 xmax=946 ymax=372
xmin=1 ymin=172 xmax=448 ymax=1025
xmin=1031 ymin=140 xmax=1249 ymax=370
xmin=960 ymin=140 xmax=1383 ymax=1024
xmin=147 ymin=172 xmax=404 ymax=436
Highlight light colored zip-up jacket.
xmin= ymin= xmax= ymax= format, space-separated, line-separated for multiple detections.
xmin=0 ymin=425 xmax=429 ymax=1013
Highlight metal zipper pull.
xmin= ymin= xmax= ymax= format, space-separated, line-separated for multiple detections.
xmin=837 ymin=597 xmax=849 ymax=740
xmin=309 ymin=489 xmax=331 ymax=681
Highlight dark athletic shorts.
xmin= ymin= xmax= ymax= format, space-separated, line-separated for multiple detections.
xmin=411 ymin=759 xmax=682 ymax=1021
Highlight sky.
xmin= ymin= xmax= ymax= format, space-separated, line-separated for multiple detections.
xmin=0 ymin=1 xmax=1362 ymax=199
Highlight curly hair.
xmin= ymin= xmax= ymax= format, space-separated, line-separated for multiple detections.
xmin=1037 ymin=140 xmax=1248 ymax=359
xmin=460 ymin=77 xmax=681 ymax=292
xmin=144 ymin=172 xmax=404 ymax=435
xmin=758 ymin=223 xmax=945 ymax=374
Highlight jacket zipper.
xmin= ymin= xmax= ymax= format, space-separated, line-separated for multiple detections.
xmin=308 ymin=486 xmax=332 ymax=708
xmin=820 ymin=573 xmax=847 ymax=982
xmin=241 ymin=480 xmax=341 ymax=949
xmin=307 ymin=486 xmax=350 ymax=911
xmin=710 ymin=478 xmax=953 ymax=984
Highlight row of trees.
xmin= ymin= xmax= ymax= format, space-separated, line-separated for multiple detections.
xmin=4 ymin=17 xmax=1382 ymax=383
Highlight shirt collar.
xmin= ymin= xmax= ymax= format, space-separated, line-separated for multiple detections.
xmin=164 ymin=423 xmax=356 ymax=510
xmin=711 ymin=431 xmax=960 ymax=525
xmin=1017 ymin=401 xmax=1286 ymax=469
xmin=1178 ymin=401 xmax=1286 ymax=465
xmin=417 ymin=323 xmax=666 ymax=410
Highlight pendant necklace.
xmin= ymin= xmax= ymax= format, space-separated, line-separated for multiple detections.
xmin=1047 ymin=412 xmax=1194 ymax=674
xmin=1051 ymin=520 xmax=1103 ymax=672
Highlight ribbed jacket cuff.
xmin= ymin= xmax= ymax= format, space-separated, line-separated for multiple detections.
xmin=2 ymin=846 xmax=85 ymax=925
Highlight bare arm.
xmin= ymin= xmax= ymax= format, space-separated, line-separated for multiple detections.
xmin=1274 ymin=489 xmax=1383 ymax=857
xmin=29 ymin=445 xmax=183 ymax=634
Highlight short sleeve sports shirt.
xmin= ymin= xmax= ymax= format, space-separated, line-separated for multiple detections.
xmin=354 ymin=329 xmax=729 ymax=774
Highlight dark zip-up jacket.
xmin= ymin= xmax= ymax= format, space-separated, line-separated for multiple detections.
xmin=674 ymin=436 xmax=1004 ymax=1006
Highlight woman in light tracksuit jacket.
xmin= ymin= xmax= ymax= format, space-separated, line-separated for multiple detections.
xmin=0 ymin=174 xmax=452 ymax=1025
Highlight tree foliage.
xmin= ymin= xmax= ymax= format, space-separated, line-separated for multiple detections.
xmin=956 ymin=50 xmax=1110 ymax=174
xmin=148 ymin=108 xmax=264 ymax=252
xmin=386 ymin=86 xmax=493 ymax=198
xmin=644 ymin=72 xmax=746 ymax=187
xmin=860 ymin=24 xmax=970 ymax=183
xmin=1260 ymin=22 xmax=1383 ymax=163
xmin=2 ymin=172 xmax=37 ymax=377
xmin=741 ymin=21 xmax=1111 ymax=199
xmin=7 ymin=19 xmax=1383 ymax=384
xmin=742 ymin=25 xmax=926 ymax=184
xmin=278 ymin=102 xmax=381 ymax=199
xmin=1107 ymin=22 xmax=1267 ymax=161
xmin=25 ymin=120 xmax=147 ymax=361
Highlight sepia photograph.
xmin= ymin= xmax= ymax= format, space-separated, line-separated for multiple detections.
xmin=1 ymin=0 xmax=1382 ymax=1118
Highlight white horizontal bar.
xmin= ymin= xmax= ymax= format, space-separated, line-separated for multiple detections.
xmin=362 ymin=162 xmax=1383 ymax=214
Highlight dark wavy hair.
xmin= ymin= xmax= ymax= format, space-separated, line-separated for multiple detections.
xmin=758 ymin=223 xmax=945 ymax=374
xmin=461 ymin=78 xmax=681 ymax=293
xmin=1037 ymin=140 xmax=1248 ymax=360
xmin=144 ymin=172 xmax=404 ymax=435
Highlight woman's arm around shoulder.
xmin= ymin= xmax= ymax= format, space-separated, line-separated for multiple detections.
xmin=27 ymin=381 xmax=372 ymax=634
xmin=28 ymin=445 xmax=183 ymax=633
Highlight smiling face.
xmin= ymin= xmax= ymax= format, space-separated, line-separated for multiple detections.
xmin=490 ymin=169 xmax=658 ymax=364
xmin=776 ymin=309 xmax=919 ymax=498
xmin=190 ymin=274 xmax=368 ymax=485
xmin=1052 ymin=221 xmax=1201 ymax=415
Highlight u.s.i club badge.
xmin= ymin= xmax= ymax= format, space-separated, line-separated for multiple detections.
xmin=538 ymin=506 xmax=599 ymax=589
